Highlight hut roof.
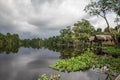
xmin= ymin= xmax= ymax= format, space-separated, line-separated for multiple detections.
xmin=105 ymin=35 xmax=113 ymax=40
xmin=95 ymin=35 xmax=113 ymax=41
xmin=88 ymin=35 xmax=113 ymax=42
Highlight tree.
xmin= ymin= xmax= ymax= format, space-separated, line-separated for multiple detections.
xmin=104 ymin=27 xmax=110 ymax=32
xmin=60 ymin=26 xmax=71 ymax=37
xmin=115 ymin=24 xmax=120 ymax=33
xmin=84 ymin=0 xmax=111 ymax=32
xmin=73 ymin=19 xmax=95 ymax=35
xmin=59 ymin=26 xmax=73 ymax=47
xmin=96 ymin=28 xmax=102 ymax=32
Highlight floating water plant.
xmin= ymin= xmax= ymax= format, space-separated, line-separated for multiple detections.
xmin=50 ymin=51 xmax=96 ymax=72
xmin=38 ymin=74 xmax=60 ymax=80
xmin=95 ymin=57 xmax=120 ymax=74
xmin=103 ymin=47 xmax=120 ymax=56
xmin=50 ymin=50 xmax=120 ymax=75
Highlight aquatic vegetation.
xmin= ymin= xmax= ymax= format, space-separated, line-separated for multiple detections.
xmin=50 ymin=51 xmax=96 ymax=72
xmin=95 ymin=57 xmax=120 ymax=74
xmin=38 ymin=74 xmax=60 ymax=80
xmin=103 ymin=47 xmax=120 ymax=56
xmin=50 ymin=50 xmax=120 ymax=75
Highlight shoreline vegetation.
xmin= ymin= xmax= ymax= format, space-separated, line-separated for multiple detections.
xmin=50 ymin=49 xmax=120 ymax=74
xmin=37 ymin=47 xmax=120 ymax=80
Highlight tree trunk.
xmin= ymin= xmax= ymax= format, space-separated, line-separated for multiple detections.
xmin=113 ymin=34 xmax=118 ymax=47
xmin=104 ymin=16 xmax=111 ymax=32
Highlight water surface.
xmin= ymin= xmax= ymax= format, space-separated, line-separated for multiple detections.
xmin=0 ymin=47 xmax=107 ymax=80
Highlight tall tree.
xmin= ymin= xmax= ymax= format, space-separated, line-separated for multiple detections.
xmin=84 ymin=0 xmax=111 ymax=32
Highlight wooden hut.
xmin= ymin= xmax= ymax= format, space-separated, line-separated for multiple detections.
xmin=89 ymin=35 xmax=114 ymax=46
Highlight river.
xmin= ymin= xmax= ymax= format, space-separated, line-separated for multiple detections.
xmin=0 ymin=47 xmax=107 ymax=80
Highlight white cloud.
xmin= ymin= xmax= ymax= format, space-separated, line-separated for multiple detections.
xmin=0 ymin=0 xmax=118 ymax=38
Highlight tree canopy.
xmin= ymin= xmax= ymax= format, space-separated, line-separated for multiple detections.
xmin=84 ymin=0 xmax=120 ymax=33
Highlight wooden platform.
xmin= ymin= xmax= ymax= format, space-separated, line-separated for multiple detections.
xmin=115 ymin=74 xmax=120 ymax=80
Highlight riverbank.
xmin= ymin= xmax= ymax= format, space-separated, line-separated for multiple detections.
xmin=50 ymin=49 xmax=120 ymax=79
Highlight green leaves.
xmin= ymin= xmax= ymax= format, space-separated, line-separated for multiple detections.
xmin=50 ymin=50 xmax=120 ymax=75
xmin=103 ymin=46 xmax=120 ymax=56
xmin=95 ymin=57 xmax=120 ymax=74
xmin=73 ymin=19 xmax=95 ymax=34
xmin=50 ymin=51 xmax=96 ymax=72
xmin=38 ymin=74 xmax=60 ymax=80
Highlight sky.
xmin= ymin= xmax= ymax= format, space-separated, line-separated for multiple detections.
xmin=0 ymin=0 xmax=118 ymax=39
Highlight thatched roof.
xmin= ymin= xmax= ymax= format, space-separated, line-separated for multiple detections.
xmin=89 ymin=35 xmax=113 ymax=42
xmin=95 ymin=35 xmax=113 ymax=41
xmin=95 ymin=35 xmax=106 ymax=41
xmin=105 ymin=35 xmax=113 ymax=40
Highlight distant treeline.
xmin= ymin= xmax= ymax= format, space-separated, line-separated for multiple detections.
xmin=0 ymin=33 xmax=20 ymax=53
xmin=0 ymin=33 xmax=44 ymax=53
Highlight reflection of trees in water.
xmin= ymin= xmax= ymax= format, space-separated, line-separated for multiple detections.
xmin=59 ymin=49 xmax=82 ymax=59
xmin=0 ymin=45 xmax=19 ymax=54
xmin=0 ymin=32 xmax=88 ymax=58
xmin=0 ymin=33 xmax=20 ymax=54
xmin=45 ymin=44 xmax=85 ymax=59
xmin=0 ymin=33 xmax=44 ymax=54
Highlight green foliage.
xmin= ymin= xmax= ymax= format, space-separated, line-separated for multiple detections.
xmin=0 ymin=33 xmax=20 ymax=53
xmin=21 ymin=38 xmax=44 ymax=48
xmin=73 ymin=19 xmax=95 ymax=34
xmin=103 ymin=46 xmax=120 ymax=56
xmin=60 ymin=26 xmax=72 ymax=37
xmin=38 ymin=74 xmax=60 ymax=80
xmin=95 ymin=57 xmax=120 ymax=74
xmin=78 ymin=33 xmax=90 ymax=40
xmin=0 ymin=32 xmax=44 ymax=53
xmin=96 ymin=28 xmax=102 ymax=33
xmin=50 ymin=50 xmax=120 ymax=75
xmin=50 ymin=51 xmax=96 ymax=72
xmin=44 ymin=19 xmax=95 ymax=49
